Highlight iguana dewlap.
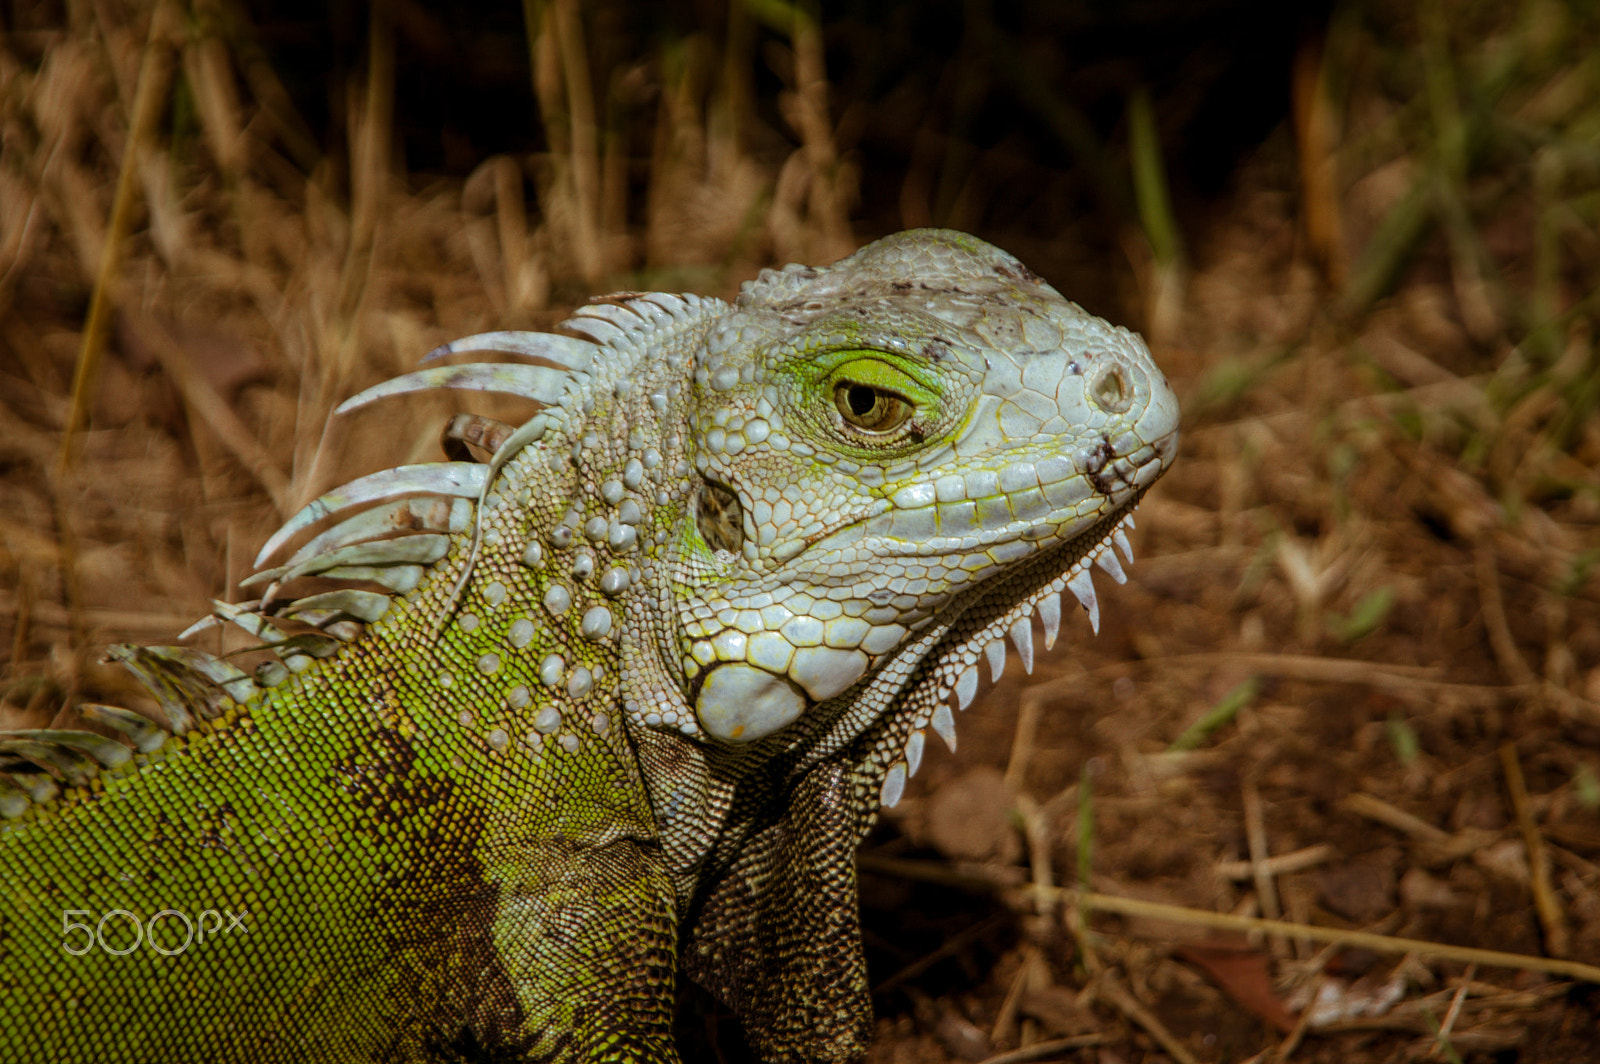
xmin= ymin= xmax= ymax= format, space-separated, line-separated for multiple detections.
xmin=0 ymin=229 xmax=1178 ymax=1063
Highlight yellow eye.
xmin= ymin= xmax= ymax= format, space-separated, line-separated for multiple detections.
xmin=818 ymin=352 xmax=936 ymax=444
xmin=834 ymin=380 xmax=912 ymax=433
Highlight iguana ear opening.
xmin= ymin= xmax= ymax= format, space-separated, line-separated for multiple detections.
xmin=693 ymin=479 xmax=743 ymax=554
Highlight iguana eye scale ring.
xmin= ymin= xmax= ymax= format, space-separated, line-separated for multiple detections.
xmin=1 ymin=229 xmax=1177 ymax=1064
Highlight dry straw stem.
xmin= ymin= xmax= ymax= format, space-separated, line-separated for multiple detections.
xmin=1500 ymin=743 xmax=1570 ymax=958
xmin=1101 ymin=651 xmax=1541 ymax=708
xmin=972 ymin=1033 xmax=1106 ymax=1064
xmin=1291 ymin=18 xmax=1345 ymax=289
xmin=128 ymin=316 xmax=291 ymax=511
xmin=1432 ymin=963 xmax=1476 ymax=1061
xmin=1474 ymin=541 xmax=1536 ymax=688
xmin=987 ymin=945 xmax=1043 ymax=1048
xmin=1097 ymin=968 xmax=1200 ymax=1064
xmin=1216 ymin=843 xmax=1338 ymax=881
xmin=1051 ymin=888 xmax=1600 ymax=987
xmin=339 ymin=0 xmax=395 ymax=321
xmin=861 ymin=855 xmax=1600 ymax=986
xmin=1241 ymin=777 xmax=1283 ymax=927
xmin=747 ymin=0 xmax=854 ymax=263
xmin=57 ymin=0 xmax=178 ymax=474
xmin=523 ymin=0 xmax=604 ymax=285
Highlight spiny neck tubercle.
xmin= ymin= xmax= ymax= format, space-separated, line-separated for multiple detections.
xmin=398 ymin=311 xmax=708 ymax=735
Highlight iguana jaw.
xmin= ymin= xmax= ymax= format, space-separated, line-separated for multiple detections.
xmin=861 ymin=414 xmax=1175 ymax=803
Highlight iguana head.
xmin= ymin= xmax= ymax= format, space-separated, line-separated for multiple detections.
xmin=119 ymin=229 xmax=1170 ymax=821
xmin=660 ymin=229 xmax=1178 ymax=779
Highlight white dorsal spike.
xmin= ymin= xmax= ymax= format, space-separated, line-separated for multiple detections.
xmin=627 ymin=300 xmax=670 ymax=325
xmin=289 ymin=533 xmax=449 ymax=577
xmin=283 ymin=589 xmax=391 ymax=623
xmin=422 ymin=330 xmax=595 ymax=371
xmin=211 ymin=601 xmax=288 ymax=644
xmin=288 ymin=496 xmax=467 ymax=569
xmin=1009 ymin=616 xmax=1035 ymax=674
xmin=594 ymin=296 xmax=671 ymax=326
xmin=244 ymin=534 xmax=451 ymax=590
xmin=285 ymin=608 xmax=339 ymax=628
xmin=560 ymin=316 xmax=627 ymax=345
xmin=141 ymin=646 xmax=257 ymax=703
xmin=176 ymin=614 xmax=223 ymax=641
xmin=931 ymin=703 xmax=958 ymax=752
xmin=954 ymin=666 xmax=980 ymax=710
xmin=984 ymin=639 xmax=1007 ymax=683
xmin=317 ymin=564 xmax=423 ymax=595
xmin=284 ymin=496 xmax=470 ymax=568
xmin=1068 ymin=567 xmax=1100 ymax=635
xmin=575 ymin=302 xmax=647 ymax=329
xmin=1094 ymin=548 xmax=1127 ymax=585
xmin=1038 ymin=593 xmax=1062 ymax=651
xmin=1113 ymin=527 xmax=1135 ymax=565
xmin=880 ymin=761 xmax=908 ymax=809
xmin=255 ymin=464 xmax=487 ymax=568
xmin=642 ymin=292 xmax=689 ymax=316
xmin=334 ymin=363 xmax=572 ymax=415
xmin=904 ymin=730 xmax=926 ymax=777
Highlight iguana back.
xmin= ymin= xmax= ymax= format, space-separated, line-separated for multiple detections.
xmin=0 ymin=229 xmax=1179 ymax=1063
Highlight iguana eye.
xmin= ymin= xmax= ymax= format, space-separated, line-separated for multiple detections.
xmin=811 ymin=352 xmax=942 ymax=452
xmin=834 ymin=380 xmax=912 ymax=434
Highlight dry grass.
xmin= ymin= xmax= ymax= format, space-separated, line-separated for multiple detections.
xmin=1 ymin=1 xmax=1597 ymax=1062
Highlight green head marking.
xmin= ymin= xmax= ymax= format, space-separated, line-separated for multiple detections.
xmin=657 ymin=229 xmax=1179 ymax=749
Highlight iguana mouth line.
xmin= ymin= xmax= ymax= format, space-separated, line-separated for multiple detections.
xmin=836 ymin=436 xmax=1168 ymax=565
xmin=857 ymin=502 xmax=1132 ymax=561
xmin=962 ymin=492 xmax=1145 ymax=657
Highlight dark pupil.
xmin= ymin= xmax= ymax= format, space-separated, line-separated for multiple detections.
xmin=846 ymin=383 xmax=877 ymax=416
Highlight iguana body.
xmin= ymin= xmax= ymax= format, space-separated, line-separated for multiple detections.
xmin=1 ymin=230 xmax=1178 ymax=1062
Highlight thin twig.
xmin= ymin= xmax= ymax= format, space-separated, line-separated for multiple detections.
xmin=872 ymin=912 xmax=1010 ymax=996
xmin=1097 ymin=970 xmax=1199 ymax=1064
xmin=974 ymin=1033 xmax=1107 ymax=1064
xmin=870 ymin=855 xmax=1600 ymax=985
xmin=1098 ymin=651 xmax=1529 ymax=706
xmin=1274 ymin=971 xmax=1323 ymax=1062
xmin=1242 ymin=776 xmax=1283 ymax=923
xmin=1431 ymin=964 xmax=1475 ymax=1061
xmin=1217 ymin=844 xmax=1336 ymax=881
xmin=1475 ymin=542 xmax=1537 ymax=688
xmin=1499 ymin=744 xmax=1569 ymax=957
xmin=1055 ymin=888 xmax=1600 ymax=985
xmin=1340 ymin=792 xmax=1451 ymax=845
xmin=988 ymin=945 xmax=1037 ymax=1048
xmin=136 ymin=316 xmax=291 ymax=513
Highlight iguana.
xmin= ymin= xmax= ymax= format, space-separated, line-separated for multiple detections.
xmin=0 ymin=229 xmax=1179 ymax=1063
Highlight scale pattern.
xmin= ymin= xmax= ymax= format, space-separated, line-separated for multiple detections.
xmin=0 ymin=230 xmax=1178 ymax=1063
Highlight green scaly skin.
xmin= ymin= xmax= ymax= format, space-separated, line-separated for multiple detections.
xmin=0 ymin=230 xmax=1179 ymax=1063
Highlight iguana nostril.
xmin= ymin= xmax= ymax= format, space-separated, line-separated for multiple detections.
xmin=1091 ymin=364 xmax=1132 ymax=413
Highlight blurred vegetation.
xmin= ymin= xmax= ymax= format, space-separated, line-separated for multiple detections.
xmin=1 ymin=0 xmax=1599 ymax=1060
